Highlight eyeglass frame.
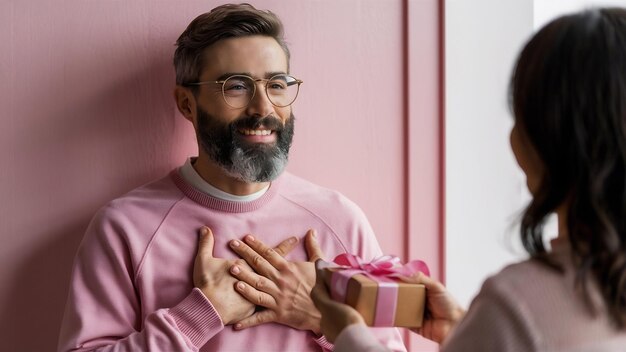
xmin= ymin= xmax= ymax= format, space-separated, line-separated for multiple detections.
xmin=184 ymin=74 xmax=303 ymax=109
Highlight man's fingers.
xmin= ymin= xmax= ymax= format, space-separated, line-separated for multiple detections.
xmin=236 ymin=235 xmax=288 ymax=272
xmin=304 ymin=229 xmax=325 ymax=262
xmin=197 ymin=226 xmax=215 ymax=259
xmin=234 ymin=280 xmax=277 ymax=309
xmin=230 ymin=264 xmax=279 ymax=294
xmin=273 ymin=236 xmax=299 ymax=257
xmin=233 ymin=309 xmax=277 ymax=331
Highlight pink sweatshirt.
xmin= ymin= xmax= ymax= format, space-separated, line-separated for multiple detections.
xmin=58 ymin=169 xmax=405 ymax=351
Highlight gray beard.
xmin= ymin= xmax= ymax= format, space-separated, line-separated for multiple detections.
xmin=196 ymin=108 xmax=294 ymax=183
xmin=223 ymin=140 xmax=289 ymax=183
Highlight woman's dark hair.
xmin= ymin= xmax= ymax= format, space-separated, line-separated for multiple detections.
xmin=173 ymin=3 xmax=290 ymax=86
xmin=510 ymin=7 xmax=626 ymax=326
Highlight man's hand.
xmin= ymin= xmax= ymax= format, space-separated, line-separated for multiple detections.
xmin=228 ymin=229 xmax=325 ymax=333
xmin=193 ymin=227 xmax=299 ymax=325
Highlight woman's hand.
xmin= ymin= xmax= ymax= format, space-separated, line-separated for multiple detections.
xmin=401 ymin=272 xmax=466 ymax=344
xmin=310 ymin=260 xmax=365 ymax=343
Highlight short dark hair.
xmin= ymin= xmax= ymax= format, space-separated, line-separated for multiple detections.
xmin=510 ymin=7 xmax=626 ymax=326
xmin=173 ymin=3 xmax=290 ymax=86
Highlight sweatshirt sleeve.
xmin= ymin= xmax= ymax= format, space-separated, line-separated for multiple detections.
xmin=57 ymin=206 xmax=224 ymax=352
xmin=440 ymin=277 xmax=539 ymax=352
xmin=313 ymin=334 xmax=334 ymax=351
xmin=334 ymin=324 xmax=390 ymax=352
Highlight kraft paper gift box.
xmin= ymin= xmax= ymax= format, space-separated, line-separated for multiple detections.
xmin=323 ymin=255 xmax=428 ymax=328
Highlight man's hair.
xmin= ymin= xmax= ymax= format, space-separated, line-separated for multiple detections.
xmin=510 ymin=7 xmax=626 ymax=326
xmin=173 ymin=3 xmax=290 ymax=86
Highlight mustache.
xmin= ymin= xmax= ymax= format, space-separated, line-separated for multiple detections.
xmin=231 ymin=115 xmax=284 ymax=131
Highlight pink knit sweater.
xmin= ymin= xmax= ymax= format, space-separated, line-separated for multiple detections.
xmin=58 ymin=169 xmax=405 ymax=351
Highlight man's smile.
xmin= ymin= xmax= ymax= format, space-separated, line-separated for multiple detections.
xmin=237 ymin=127 xmax=277 ymax=143
xmin=238 ymin=128 xmax=273 ymax=136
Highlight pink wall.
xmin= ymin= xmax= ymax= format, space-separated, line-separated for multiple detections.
xmin=0 ymin=1 xmax=442 ymax=351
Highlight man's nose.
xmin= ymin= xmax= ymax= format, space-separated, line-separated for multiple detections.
xmin=245 ymin=82 xmax=275 ymax=118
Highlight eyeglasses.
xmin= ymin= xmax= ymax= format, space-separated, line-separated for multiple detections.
xmin=186 ymin=74 xmax=303 ymax=109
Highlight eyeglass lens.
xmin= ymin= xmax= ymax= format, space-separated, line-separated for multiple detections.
xmin=222 ymin=75 xmax=300 ymax=108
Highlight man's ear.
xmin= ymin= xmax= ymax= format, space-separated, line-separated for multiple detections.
xmin=174 ymin=86 xmax=196 ymax=123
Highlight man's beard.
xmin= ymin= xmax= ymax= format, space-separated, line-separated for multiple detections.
xmin=196 ymin=107 xmax=294 ymax=183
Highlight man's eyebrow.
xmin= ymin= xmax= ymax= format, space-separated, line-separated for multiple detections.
xmin=215 ymin=71 xmax=288 ymax=81
xmin=265 ymin=71 xmax=288 ymax=78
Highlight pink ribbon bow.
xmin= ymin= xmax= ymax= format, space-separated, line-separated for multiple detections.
xmin=329 ymin=253 xmax=430 ymax=326
xmin=333 ymin=253 xmax=430 ymax=277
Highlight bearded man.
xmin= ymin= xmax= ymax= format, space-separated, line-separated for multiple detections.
xmin=58 ymin=4 xmax=404 ymax=352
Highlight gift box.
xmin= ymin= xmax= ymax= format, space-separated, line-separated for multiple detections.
xmin=323 ymin=254 xmax=429 ymax=328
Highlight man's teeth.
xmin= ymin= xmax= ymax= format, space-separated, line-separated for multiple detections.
xmin=239 ymin=129 xmax=272 ymax=136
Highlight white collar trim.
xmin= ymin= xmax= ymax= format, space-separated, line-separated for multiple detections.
xmin=179 ymin=158 xmax=269 ymax=202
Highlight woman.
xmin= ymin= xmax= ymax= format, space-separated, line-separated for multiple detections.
xmin=311 ymin=7 xmax=626 ymax=351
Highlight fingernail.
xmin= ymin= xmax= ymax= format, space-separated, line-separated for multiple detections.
xmin=200 ymin=227 xmax=208 ymax=235
xmin=231 ymin=240 xmax=240 ymax=247
xmin=312 ymin=230 xmax=317 ymax=238
xmin=231 ymin=266 xmax=240 ymax=274
xmin=235 ymin=323 xmax=242 ymax=330
xmin=245 ymin=235 xmax=255 ymax=242
xmin=237 ymin=282 xmax=245 ymax=290
xmin=289 ymin=237 xmax=297 ymax=244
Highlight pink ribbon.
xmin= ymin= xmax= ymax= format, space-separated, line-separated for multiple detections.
xmin=329 ymin=254 xmax=430 ymax=326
